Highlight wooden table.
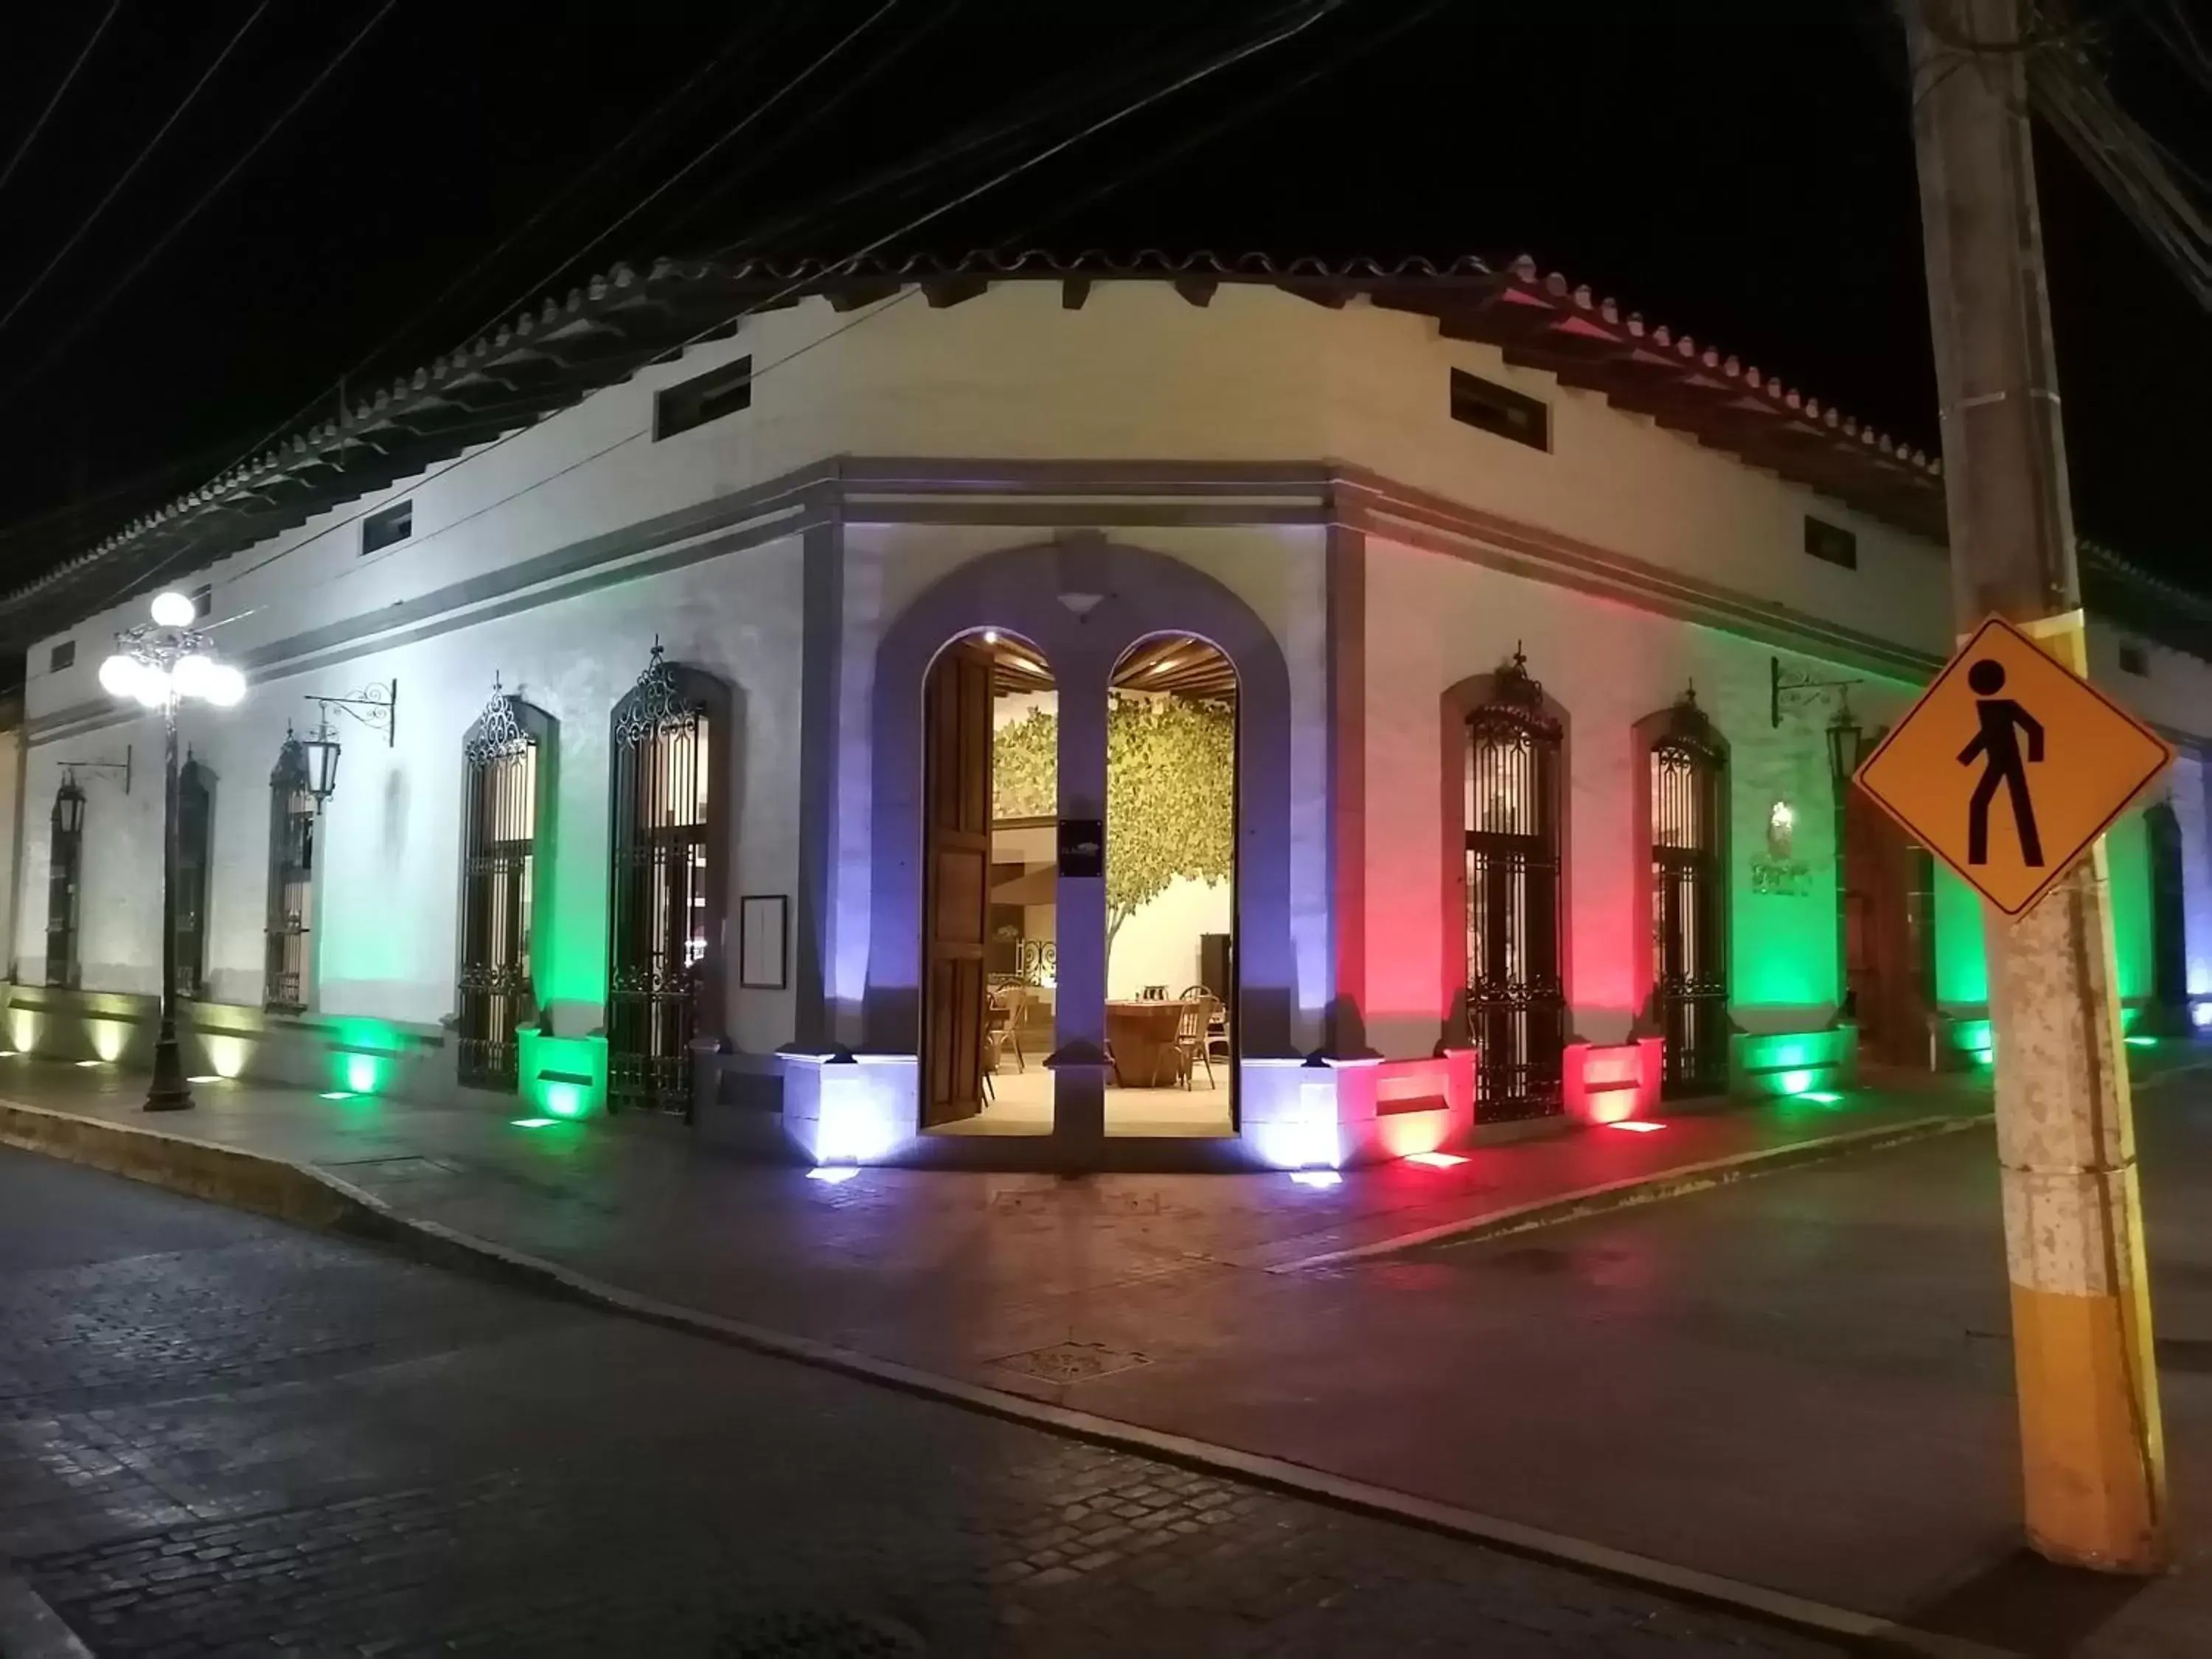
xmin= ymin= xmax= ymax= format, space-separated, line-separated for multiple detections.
xmin=1105 ymin=1000 xmax=1189 ymax=1088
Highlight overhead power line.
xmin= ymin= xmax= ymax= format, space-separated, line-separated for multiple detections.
xmin=0 ymin=0 xmax=124 ymax=201
xmin=2025 ymin=4 xmax=2212 ymax=312
xmin=98 ymin=0 xmax=1352 ymax=613
xmin=0 ymin=1 xmax=271 ymax=341
xmin=462 ymin=0 xmax=911 ymax=349
xmin=197 ymin=0 xmax=796 ymax=495
xmin=0 ymin=0 xmax=400 ymax=412
xmin=650 ymin=0 xmax=975 ymax=248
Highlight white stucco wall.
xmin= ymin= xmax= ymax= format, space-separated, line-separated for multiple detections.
xmin=1109 ymin=875 xmax=1232 ymax=1000
xmin=12 ymin=275 xmax=2209 ymax=1094
xmin=25 ymin=279 xmax=1963 ymax=740
xmin=16 ymin=538 xmax=804 ymax=1052
xmin=1360 ymin=535 xmax=1928 ymax=1062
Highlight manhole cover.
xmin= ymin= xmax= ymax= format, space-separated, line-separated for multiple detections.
xmin=711 ymin=1609 xmax=925 ymax=1657
xmin=992 ymin=1340 xmax=1151 ymax=1382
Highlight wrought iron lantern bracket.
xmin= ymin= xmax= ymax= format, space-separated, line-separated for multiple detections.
xmin=58 ymin=748 xmax=133 ymax=796
xmin=303 ymin=680 xmax=397 ymax=748
xmin=1770 ymin=654 xmax=1863 ymax=729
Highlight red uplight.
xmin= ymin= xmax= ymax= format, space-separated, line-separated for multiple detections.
xmin=1609 ymin=1119 xmax=1665 ymax=1133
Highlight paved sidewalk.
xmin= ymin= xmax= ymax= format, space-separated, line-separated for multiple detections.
xmin=18 ymin=1050 xmax=2209 ymax=1650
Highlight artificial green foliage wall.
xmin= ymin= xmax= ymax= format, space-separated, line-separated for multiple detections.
xmin=992 ymin=695 xmax=1235 ymax=951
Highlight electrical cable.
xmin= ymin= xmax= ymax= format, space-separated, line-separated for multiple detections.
xmin=81 ymin=0 xmax=1294 ymax=552
xmin=1020 ymin=0 xmax=1450 ymax=246
xmin=181 ymin=0 xmax=797 ymax=513
xmin=706 ymin=7 xmax=1280 ymax=261
xmin=648 ymin=0 xmax=975 ymax=249
xmin=28 ymin=0 xmax=1352 ymax=615
xmin=0 ymin=0 xmax=124 ymax=202
xmin=0 ymin=1 xmax=271 ymax=341
xmin=459 ymin=0 xmax=911 ymax=352
xmin=2028 ymin=32 xmax=2212 ymax=310
xmin=0 ymin=0 xmax=402 ymax=412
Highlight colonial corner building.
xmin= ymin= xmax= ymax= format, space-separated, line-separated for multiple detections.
xmin=1 ymin=252 xmax=2207 ymax=1171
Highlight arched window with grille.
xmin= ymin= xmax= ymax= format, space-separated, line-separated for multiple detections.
xmin=265 ymin=738 xmax=316 ymax=1012
xmin=458 ymin=682 xmax=555 ymax=1092
xmin=1645 ymin=690 xmax=1730 ymax=1096
xmin=176 ymin=758 xmax=214 ymax=1000
xmin=46 ymin=779 xmax=85 ymax=988
xmin=1463 ymin=651 xmax=1567 ymax=1118
xmin=606 ymin=645 xmax=729 ymax=1116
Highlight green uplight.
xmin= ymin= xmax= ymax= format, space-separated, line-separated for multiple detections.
xmin=2124 ymin=1034 xmax=2158 ymax=1049
xmin=509 ymin=1116 xmax=558 ymax=1130
xmin=1798 ymin=1090 xmax=1846 ymax=1105
xmin=541 ymin=1080 xmax=589 ymax=1120
xmin=319 ymin=1091 xmax=355 ymax=1101
xmin=1774 ymin=1068 xmax=1821 ymax=1096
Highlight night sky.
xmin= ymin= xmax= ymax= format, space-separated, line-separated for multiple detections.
xmin=0 ymin=0 xmax=2205 ymax=591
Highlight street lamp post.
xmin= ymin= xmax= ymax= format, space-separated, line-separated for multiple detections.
xmin=99 ymin=592 xmax=246 ymax=1112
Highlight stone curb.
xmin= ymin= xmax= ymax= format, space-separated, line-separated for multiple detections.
xmin=1270 ymin=1112 xmax=1994 ymax=1272
xmin=0 ymin=1095 xmax=2017 ymax=1659
xmin=0 ymin=1562 xmax=96 ymax=1659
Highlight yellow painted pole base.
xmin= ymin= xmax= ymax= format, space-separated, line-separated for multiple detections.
xmin=2010 ymin=1281 xmax=2168 ymax=1573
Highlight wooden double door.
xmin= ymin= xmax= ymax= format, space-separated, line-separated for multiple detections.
xmin=922 ymin=642 xmax=995 ymax=1127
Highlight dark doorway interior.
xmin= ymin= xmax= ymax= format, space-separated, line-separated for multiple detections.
xmin=2145 ymin=801 xmax=2190 ymax=1024
xmin=1842 ymin=785 xmax=1936 ymax=1068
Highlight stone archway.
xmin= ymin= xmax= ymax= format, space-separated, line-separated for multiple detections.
xmin=866 ymin=538 xmax=1293 ymax=1151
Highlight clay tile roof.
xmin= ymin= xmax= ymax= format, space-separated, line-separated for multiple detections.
xmin=0 ymin=248 xmax=2183 ymax=653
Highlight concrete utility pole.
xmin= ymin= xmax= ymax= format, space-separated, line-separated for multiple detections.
xmin=1901 ymin=0 xmax=2168 ymax=1571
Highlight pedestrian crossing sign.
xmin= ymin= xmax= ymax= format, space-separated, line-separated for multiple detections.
xmin=1854 ymin=614 xmax=2172 ymax=917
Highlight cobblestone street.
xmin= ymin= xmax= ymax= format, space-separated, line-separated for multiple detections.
xmin=0 ymin=1147 xmax=1832 ymax=1658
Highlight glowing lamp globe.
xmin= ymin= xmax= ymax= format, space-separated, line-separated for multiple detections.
xmin=201 ymin=664 xmax=246 ymax=707
xmin=148 ymin=591 xmax=196 ymax=627
xmin=172 ymin=653 xmax=215 ymax=700
xmin=97 ymin=654 xmax=141 ymax=699
xmin=132 ymin=667 xmax=170 ymax=709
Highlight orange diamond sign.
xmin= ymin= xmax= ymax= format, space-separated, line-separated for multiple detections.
xmin=1854 ymin=615 xmax=2172 ymax=917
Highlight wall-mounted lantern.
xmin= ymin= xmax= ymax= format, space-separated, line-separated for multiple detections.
xmin=297 ymin=681 xmax=396 ymax=812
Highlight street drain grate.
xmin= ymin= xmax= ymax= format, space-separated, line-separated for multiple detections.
xmin=710 ymin=1609 xmax=925 ymax=1657
xmin=991 ymin=1340 xmax=1152 ymax=1382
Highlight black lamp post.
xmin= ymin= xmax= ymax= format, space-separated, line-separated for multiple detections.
xmin=98 ymin=592 xmax=246 ymax=1112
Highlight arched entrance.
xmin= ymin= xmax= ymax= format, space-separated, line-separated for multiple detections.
xmin=872 ymin=539 xmax=1292 ymax=1159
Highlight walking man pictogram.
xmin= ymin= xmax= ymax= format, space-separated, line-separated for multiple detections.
xmin=1958 ymin=658 xmax=2045 ymax=866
